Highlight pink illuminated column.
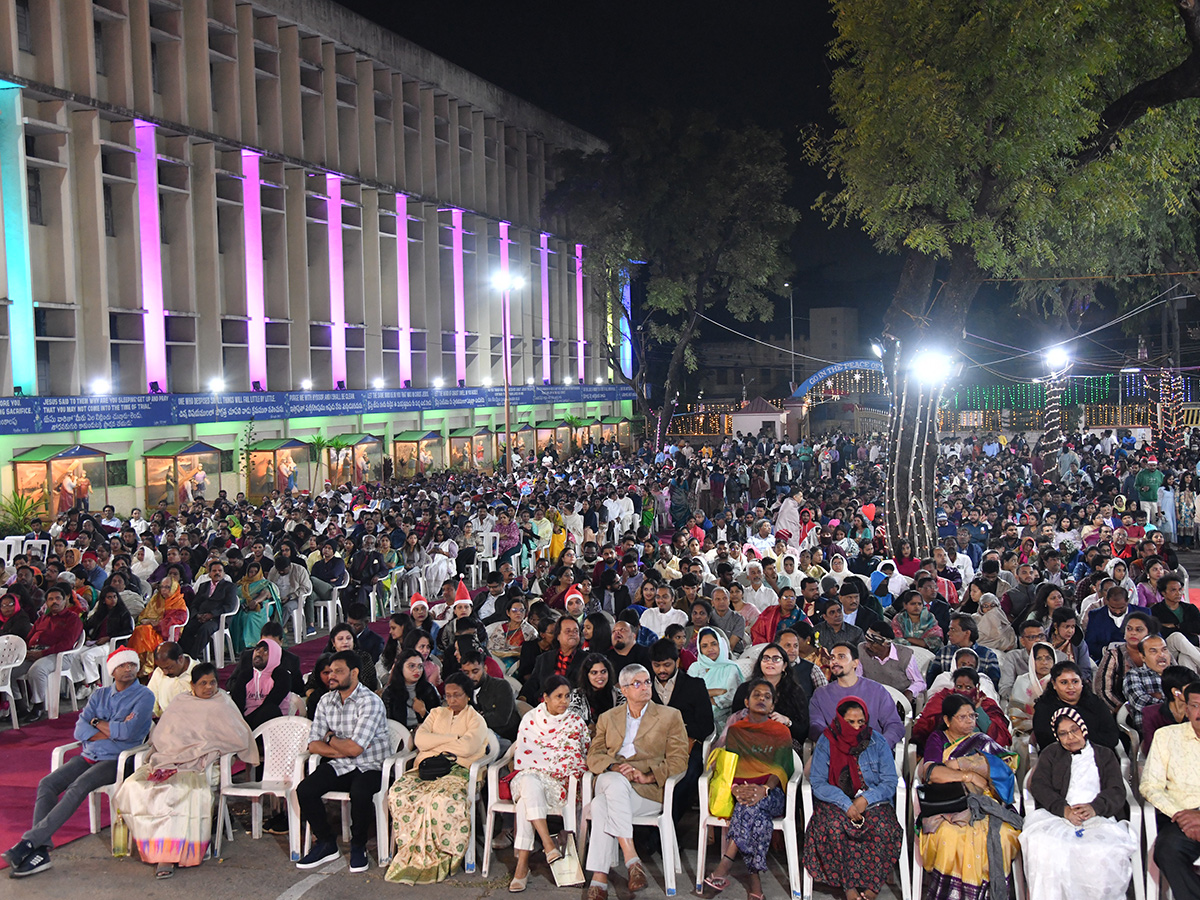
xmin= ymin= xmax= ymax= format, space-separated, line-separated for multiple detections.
xmin=134 ymin=121 xmax=167 ymax=389
xmin=575 ymin=244 xmax=586 ymax=382
xmin=451 ymin=209 xmax=467 ymax=383
xmin=499 ymin=222 xmax=513 ymax=380
xmin=540 ymin=233 xmax=551 ymax=383
xmin=241 ymin=151 xmax=267 ymax=385
xmin=395 ymin=193 xmax=412 ymax=385
xmin=326 ymin=174 xmax=347 ymax=386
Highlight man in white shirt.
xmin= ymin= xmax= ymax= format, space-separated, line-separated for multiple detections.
xmin=942 ymin=538 xmax=975 ymax=585
xmin=639 ymin=585 xmax=688 ymax=639
xmin=743 ymin=561 xmax=778 ymax=610
xmin=146 ymin=642 xmax=198 ymax=717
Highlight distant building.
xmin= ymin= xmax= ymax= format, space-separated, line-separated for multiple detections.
xmin=698 ymin=307 xmax=860 ymax=401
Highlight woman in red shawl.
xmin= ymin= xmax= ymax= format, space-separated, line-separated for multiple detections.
xmin=803 ymin=698 xmax=902 ymax=900
xmin=700 ymin=678 xmax=795 ymax=900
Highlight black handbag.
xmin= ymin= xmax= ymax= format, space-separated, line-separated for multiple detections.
xmin=916 ymin=780 xmax=970 ymax=817
xmin=417 ymin=752 xmax=457 ymax=781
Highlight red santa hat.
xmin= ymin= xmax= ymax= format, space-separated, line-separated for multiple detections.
xmin=106 ymin=645 xmax=138 ymax=676
xmin=563 ymin=586 xmax=584 ymax=607
xmin=408 ymin=593 xmax=429 ymax=611
xmin=454 ymin=579 xmax=473 ymax=607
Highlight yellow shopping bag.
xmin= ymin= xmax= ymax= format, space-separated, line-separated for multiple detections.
xmin=707 ymin=748 xmax=739 ymax=818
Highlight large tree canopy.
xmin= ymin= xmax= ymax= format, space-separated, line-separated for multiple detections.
xmin=811 ymin=0 xmax=1200 ymax=552
xmin=545 ymin=112 xmax=798 ymax=444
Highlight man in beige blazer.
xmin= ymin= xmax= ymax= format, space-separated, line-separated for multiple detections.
xmin=585 ymin=663 xmax=689 ymax=899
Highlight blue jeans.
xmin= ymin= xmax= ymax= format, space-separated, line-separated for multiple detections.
xmin=24 ymin=755 xmax=119 ymax=849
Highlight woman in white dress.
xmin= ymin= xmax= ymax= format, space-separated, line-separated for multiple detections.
xmin=423 ymin=525 xmax=459 ymax=592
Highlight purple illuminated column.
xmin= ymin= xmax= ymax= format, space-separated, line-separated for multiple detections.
xmin=396 ymin=193 xmax=412 ymax=385
xmin=575 ymin=244 xmax=586 ymax=382
xmin=540 ymin=233 xmax=551 ymax=383
xmin=451 ymin=209 xmax=467 ymax=383
xmin=134 ymin=121 xmax=167 ymax=389
xmin=499 ymin=222 xmax=513 ymax=380
xmin=326 ymin=174 xmax=346 ymax=386
xmin=241 ymin=151 xmax=267 ymax=385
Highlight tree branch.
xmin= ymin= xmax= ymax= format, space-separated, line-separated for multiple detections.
xmin=1075 ymin=0 xmax=1200 ymax=165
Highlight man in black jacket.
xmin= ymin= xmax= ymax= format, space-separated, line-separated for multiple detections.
xmin=345 ymin=603 xmax=385 ymax=663
xmin=180 ymin=562 xmax=237 ymax=659
xmin=649 ymin=638 xmax=714 ymax=825
xmin=606 ymin=620 xmax=653 ymax=674
xmin=460 ymin=649 xmax=519 ymax=748
xmin=519 ymin=616 xmax=584 ymax=703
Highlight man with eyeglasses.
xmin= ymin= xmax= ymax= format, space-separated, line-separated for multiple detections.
xmin=858 ymin=625 xmax=925 ymax=705
xmin=584 ymin=664 xmax=688 ymax=900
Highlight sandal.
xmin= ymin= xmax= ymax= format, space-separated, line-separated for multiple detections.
xmin=703 ymin=874 xmax=729 ymax=893
xmin=544 ymin=847 xmax=563 ymax=865
xmin=155 ymin=863 xmax=175 ymax=879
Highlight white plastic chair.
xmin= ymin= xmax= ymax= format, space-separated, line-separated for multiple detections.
xmin=372 ymin=722 xmax=418 ymax=866
xmin=22 ymin=539 xmax=49 ymax=561
xmin=697 ymin=748 xmax=803 ymax=899
xmin=1116 ymin=705 xmax=1143 ymax=786
xmin=1144 ymin=799 xmax=1177 ymax=900
xmin=168 ymin=607 xmax=189 ymax=643
xmin=480 ymin=744 xmax=579 ymax=877
xmin=577 ymin=762 xmax=686 ymax=895
xmin=29 ymin=631 xmax=87 ymax=720
xmin=313 ymin=573 xmax=350 ymax=632
xmin=473 ymin=532 xmax=501 ymax=586
xmin=203 ymin=611 xmax=237 ymax=670
xmin=0 ymin=635 xmax=28 ymax=729
xmin=216 ymin=716 xmax=313 ymax=860
xmin=302 ymin=720 xmax=413 ymax=861
xmin=50 ymin=729 xmax=152 ymax=834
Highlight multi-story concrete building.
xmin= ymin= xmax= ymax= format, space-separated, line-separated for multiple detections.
xmin=0 ymin=0 xmax=631 ymax=508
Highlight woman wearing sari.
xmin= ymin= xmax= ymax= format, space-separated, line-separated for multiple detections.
xmin=233 ymin=561 xmax=278 ymax=653
xmin=486 ymin=596 xmax=539 ymax=674
xmin=507 ymin=675 xmax=590 ymax=892
xmin=918 ymin=694 xmax=1022 ymax=900
xmin=699 ymin=679 xmax=795 ymax=900
xmin=395 ymin=531 xmax=432 ymax=598
xmin=1007 ymin=641 xmax=1055 ymax=739
xmin=113 ymin=661 xmax=258 ymax=878
xmin=423 ymin=526 xmax=459 ymax=592
xmin=128 ymin=578 xmax=189 ymax=674
xmin=1019 ymin=707 xmax=1136 ymax=900
xmin=976 ymin=593 xmax=1016 ymax=652
xmin=804 ymin=698 xmax=902 ymax=900
xmin=892 ymin=590 xmax=944 ymax=653
xmin=385 ymin=672 xmax=490 ymax=884
xmin=688 ymin=626 xmax=742 ymax=733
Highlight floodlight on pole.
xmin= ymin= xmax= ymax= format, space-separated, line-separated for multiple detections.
xmin=911 ymin=351 xmax=953 ymax=384
xmin=871 ymin=340 xmax=884 ymax=359
xmin=1045 ymin=347 xmax=1070 ymax=370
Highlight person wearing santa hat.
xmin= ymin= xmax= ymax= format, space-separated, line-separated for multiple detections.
xmin=5 ymin=645 xmax=153 ymax=877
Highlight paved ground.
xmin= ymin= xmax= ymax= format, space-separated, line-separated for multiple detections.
xmin=12 ymin=811 xmax=889 ymax=900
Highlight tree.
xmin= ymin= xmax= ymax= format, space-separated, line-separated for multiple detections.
xmin=811 ymin=0 xmax=1200 ymax=554
xmin=545 ymin=111 xmax=799 ymax=448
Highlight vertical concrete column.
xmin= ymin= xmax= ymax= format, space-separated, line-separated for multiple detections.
xmin=241 ymin=150 xmax=267 ymax=386
xmin=0 ymin=83 xmax=35 ymax=394
xmin=134 ymin=120 xmax=168 ymax=391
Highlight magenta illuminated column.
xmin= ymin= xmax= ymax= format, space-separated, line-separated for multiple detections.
xmin=134 ymin=121 xmax=167 ymax=389
xmin=499 ymin=221 xmax=513 ymax=381
xmin=451 ymin=209 xmax=467 ymax=383
xmin=241 ymin=151 xmax=267 ymax=385
xmin=575 ymin=243 xmax=586 ymax=382
xmin=539 ymin=233 xmax=551 ymax=383
xmin=396 ymin=193 xmax=412 ymax=385
xmin=326 ymin=174 xmax=346 ymax=386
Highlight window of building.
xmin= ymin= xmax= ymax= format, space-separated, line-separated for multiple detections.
xmin=103 ymin=185 xmax=115 ymax=236
xmin=94 ymin=22 xmax=105 ymax=75
xmin=106 ymin=460 xmax=128 ymax=486
xmin=16 ymin=0 xmax=33 ymax=53
xmin=220 ymin=449 xmax=235 ymax=472
xmin=27 ymin=167 xmax=43 ymax=226
xmin=151 ymin=44 xmax=160 ymax=93
xmin=160 ymin=195 xmax=169 ymax=244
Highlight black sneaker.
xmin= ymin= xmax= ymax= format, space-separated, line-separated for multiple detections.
xmin=263 ymin=813 xmax=290 ymax=835
xmin=19 ymin=707 xmax=45 ymax=726
xmin=348 ymin=845 xmax=369 ymax=873
xmin=10 ymin=846 xmax=51 ymax=878
xmin=295 ymin=840 xmax=339 ymax=870
xmin=2 ymin=840 xmax=33 ymax=869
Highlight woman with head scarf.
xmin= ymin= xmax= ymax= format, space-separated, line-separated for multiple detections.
xmin=1008 ymin=642 xmax=1056 ymax=738
xmin=804 ymin=697 xmax=902 ymax=900
xmin=688 ymin=626 xmax=743 ymax=733
xmin=233 ymin=560 xmax=279 ymax=654
xmin=699 ymin=678 xmax=795 ymax=900
xmin=1019 ymin=707 xmax=1137 ymax=899
xmin=128 ymin=577 xmax=189 ymax=674
xmin=975 ymin=592 xmax=1016 ymax=652
xmin=891 ymin=589 xmax=944 ymax=653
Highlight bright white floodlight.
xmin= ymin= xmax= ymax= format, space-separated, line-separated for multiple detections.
xmin=1045 ymin=347 xmax=1070 ymax=370
xmin=432 ymin=377 xmax=444 ymax=389
xmin=209 ymin=377 xmax=225 ymax=393
xmin=300 ymin=379 xmax=313 ymax=390
xmin=911 ymin=351 xmax=953 ymax=384
xmin=91 ymin=379 xmax=111 ymax=395
xmin=870 ymin=341 xmax=884 ymax=359
xmin=491 ymin=272 xmax=526 ymax=292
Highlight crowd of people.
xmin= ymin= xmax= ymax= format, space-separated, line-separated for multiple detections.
xmin=2 ymin=423 xmax=1200 ymax=899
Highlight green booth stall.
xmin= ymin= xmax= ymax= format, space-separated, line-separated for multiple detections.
xmin=13 ymin=445 xmax=108 ymax=517
xmin=247 ymin=438 xmax=312 ymax=501
xmin=393 ymin=431 xmax=445 ymax=478
xmin=325 ymin=434 xmax=384 ymax=486
xmin=143 ymin=441 xmax=221 ymax=511
xmin=448 ymin=427 xmax=495 ymax=472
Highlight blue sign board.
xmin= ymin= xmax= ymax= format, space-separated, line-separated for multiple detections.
xmin=2 ymin=384 xmax=635 ymax=436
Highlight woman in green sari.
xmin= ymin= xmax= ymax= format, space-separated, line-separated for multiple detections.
xmin=234 ymin=561 xmax=279 ymax=652
xmin=891 ymin=589 xmax=944 ymax=653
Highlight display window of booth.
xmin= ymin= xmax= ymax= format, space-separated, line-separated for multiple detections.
xmin=448 ymin=427 xmax=495 ymax=472
xmin=247 ymin=438 xmax=311 ymax=501
xmin=600 ymin=416 xmax=632 ymax=451
xmin=325 ymin=435 xmax=383 ymax=486
xmin=498 ymin=424 xmax=535 ymax=462
xmin=572 ymin=419 xmax=600 ymax=451
xmin=13 ymin=445 xmax=109 ymax=517
xmin=393 ymin=431 xmax=444 ymax=478
xmin=143 ymin=441 xmax=221 ymax=511
xmin=535 ymin=420 xmax=570 ymax=456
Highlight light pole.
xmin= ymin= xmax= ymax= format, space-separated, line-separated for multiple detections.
xmin=492 ymin=272 xmax=525 ymax=474
xmin=785 ymin=282 xmax=795 ymax=388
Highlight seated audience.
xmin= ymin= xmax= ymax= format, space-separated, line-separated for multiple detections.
xmin=1033 ymin=661 xmax=1121 ymax=752
xmin=1140 ymin=682 xmax=1200 ymax=900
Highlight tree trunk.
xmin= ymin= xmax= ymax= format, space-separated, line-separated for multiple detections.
xmin=882 ymin=250 xmax=980 ymax=556
xmin=655 ymin=314 xmax=700 ymax=450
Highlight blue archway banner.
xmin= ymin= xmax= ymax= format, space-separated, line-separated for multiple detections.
xmin=791 ymin=360 xmax=885 ymax=400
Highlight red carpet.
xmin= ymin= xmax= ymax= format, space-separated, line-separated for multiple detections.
xmin=0 ymin=620 xmax=389 ymax=868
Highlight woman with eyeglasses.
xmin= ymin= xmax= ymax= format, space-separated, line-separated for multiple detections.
xmin=727 ymin=643 xmax=809 ymax=747
xmin=1019 ymin=708 xmax=1136 ymax=899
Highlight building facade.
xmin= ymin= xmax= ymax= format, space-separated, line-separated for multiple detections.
xmin=0 ymin=0 xmax=630 ymax=508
